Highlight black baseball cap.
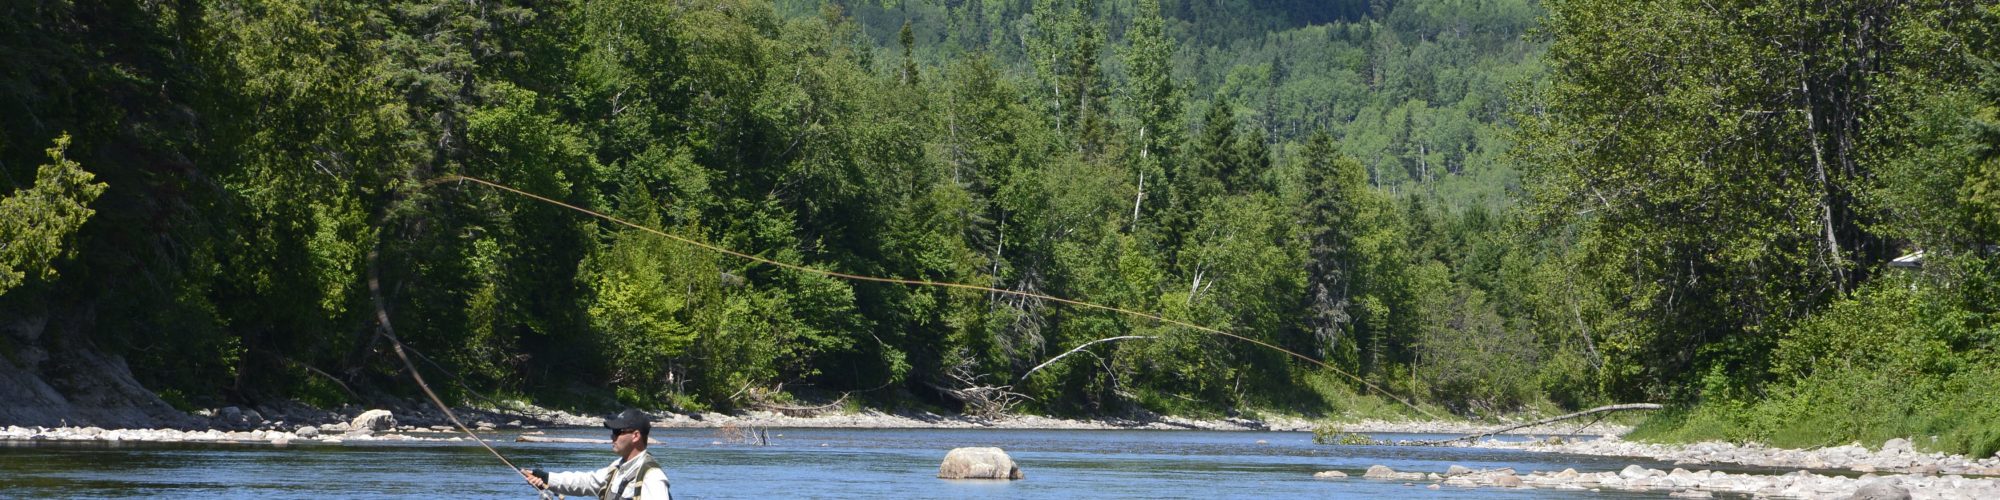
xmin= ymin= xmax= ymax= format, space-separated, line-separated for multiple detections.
xmin=603 ymin=409 xmax=652 ymax=431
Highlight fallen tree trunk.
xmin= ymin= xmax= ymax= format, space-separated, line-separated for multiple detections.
xmin=757 ymin=393 xmax=849 ymax=417
xmin=1409 ymin=403 xmax=1663 ymax=446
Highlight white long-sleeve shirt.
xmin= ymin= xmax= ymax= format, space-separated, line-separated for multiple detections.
xmin=545 ymin=450 xmax=670 ymax=500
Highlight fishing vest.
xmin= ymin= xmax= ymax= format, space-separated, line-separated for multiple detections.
xmin=602 ymin=454 xmax=664 ymax=500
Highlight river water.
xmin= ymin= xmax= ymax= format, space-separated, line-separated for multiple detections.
xmin=0 ymin=428 xmax=1728 ymax=498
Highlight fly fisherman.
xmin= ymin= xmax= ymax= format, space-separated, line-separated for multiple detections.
xmin=521 ymin=409 xmax=671 ymax=499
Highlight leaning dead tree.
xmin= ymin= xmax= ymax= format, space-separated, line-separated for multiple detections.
xmin=930 ymin=335 xmax=1155 ymax=420
xmin=1409 ymin=403 xmax=1664 ymax=446
xmin=1017 ymin=335 xmax=1155 ymax=383
xmin=929 ymin=363 xmax=1031 ymax=420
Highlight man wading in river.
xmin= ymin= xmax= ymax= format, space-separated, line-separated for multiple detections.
xmin=521 ymin=409 xmax=671 ymax=499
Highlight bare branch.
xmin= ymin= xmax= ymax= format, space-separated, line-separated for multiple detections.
xmin=1018 ymin=335 xmax=1156 ymax=383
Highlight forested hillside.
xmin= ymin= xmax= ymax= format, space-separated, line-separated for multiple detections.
xmin=788 ymin=0 xmax=1541 ymax=202
xmin=2 ymin=0 xmax=1996 ymax=454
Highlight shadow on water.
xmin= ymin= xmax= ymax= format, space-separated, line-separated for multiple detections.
xmin=0 ymin=429 xmax=1748 ymax=498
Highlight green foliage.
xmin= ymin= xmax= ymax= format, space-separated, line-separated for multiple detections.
xmin=1311 ymin=424 xmax=1380 ymax=445
xmin=582 ymin=209 xmax=712 ymax=402
xmin=1414 ymin=284 xmax=1538 ymax=415
xmin=1634 ymin=274 xmax=2000 ymax=456
xmin=1521 ymin=0 xmax=1995 ymax=402
xmin=0 ymin=134 xmax=106 ymax=296
xmin=10 ymin=0 xmax=1996 ymax=436
xmin=1299 ymin=132 xmax=1367 ymax=362
xmin=1967 ymin=55 xmax=2000 ymax=235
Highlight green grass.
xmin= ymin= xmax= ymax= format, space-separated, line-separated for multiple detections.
xmin=1297 ymin=370 xmax=1455 ymax=423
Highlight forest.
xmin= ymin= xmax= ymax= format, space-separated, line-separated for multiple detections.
xmin=2 ymin=0 xmax=1996 ymax=455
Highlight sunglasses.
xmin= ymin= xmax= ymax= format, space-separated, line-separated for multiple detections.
xmin=612 ymin=429 xmax=639 ymax=438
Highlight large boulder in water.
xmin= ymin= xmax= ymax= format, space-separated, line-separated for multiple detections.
xmin=938 ymin=447 xmax=1023 ymax=480
xmin=351 ymin=409 xmax=396 ymax=432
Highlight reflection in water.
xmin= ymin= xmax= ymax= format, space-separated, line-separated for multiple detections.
xmin=0 ymin=429 xmax=1699 ymax=498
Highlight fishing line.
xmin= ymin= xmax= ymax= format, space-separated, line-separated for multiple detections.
xmin=368 ymin=251 xmax=552 ymax=497
xmin=432 ymin=174 xmax=1436 ymax=419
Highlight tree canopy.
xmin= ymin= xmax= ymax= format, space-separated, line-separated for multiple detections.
xmin=2 ymin=0 xmax=1995 ymax=448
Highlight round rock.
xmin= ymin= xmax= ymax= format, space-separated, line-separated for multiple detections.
xmin=938 ymin=447 xmax=1023 ymax=480
xmin=351 ymin=409 xmax=396 ymax=432
xmin=1848 ymin=482 xmax=1910 ymax=500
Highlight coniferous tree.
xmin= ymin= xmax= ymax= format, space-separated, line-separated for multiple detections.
xmin=1029 ymin=0 xmax=1110 ymax=156
xmin=1299 ymin=131 xmax=1367 ymax=362
xmin=1119 ymin=0 xmax=1181 ymax=229
xmin=1175 ymin=97 xmax=1237 ymax=235
xmin=1230 ymin=128 xmax=1272 ymax=194
xmin=899 ymin=19 xmax=919 ymax=86
xmin=0 ymin=135 xmax=105 ymax=297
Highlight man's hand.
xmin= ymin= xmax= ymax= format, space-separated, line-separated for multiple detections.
xmin=521 ymin=468 xmax=549 ymax=489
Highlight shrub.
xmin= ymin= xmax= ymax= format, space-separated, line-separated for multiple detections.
xmin=1632 ymin=277 xmax=2000 ymax=457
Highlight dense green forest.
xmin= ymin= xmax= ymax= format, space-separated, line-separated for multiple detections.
xmin=2 ymin=0 xmax=1997 ymax=454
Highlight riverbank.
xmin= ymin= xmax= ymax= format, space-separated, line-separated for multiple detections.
xmin=1473 ymin=434 xmax=2000 ymax=477
xmin=1357 ymin=434 xmax=2000 ymax=498
xmin=0 ymin=403 xmax=1625 ymax=443
xmin=645 ymin=408 xmax=1628 ymax=435
xmin=0 ymin=394 xmax=1642 ymax=436
xmin=0 ymin=411 xmax=1605 ymax=446
xmin=1336 ymin=462 xmax=2000 ymax=499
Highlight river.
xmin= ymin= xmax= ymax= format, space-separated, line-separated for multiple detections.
xmin=0 ymin=428 xmax=1731 ymax=498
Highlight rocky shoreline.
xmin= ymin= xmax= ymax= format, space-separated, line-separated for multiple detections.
xmin=0 ymin=399 xmax=1645 ymax=454
xmin=643 ymin=409 xmax=1625 ymax=434
xmin=1323 ymin=462 xmax=2000 ymax=499
xmin=1349 ymin=434 xmax=2000 ymax=498
xmin=0 ymin=407 xmax=1619 ymax=442
xmin=1475 ymin=435 xmax=2000 ymax=477
xmin=1 ymin=395 xmax=1640 ymax=435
